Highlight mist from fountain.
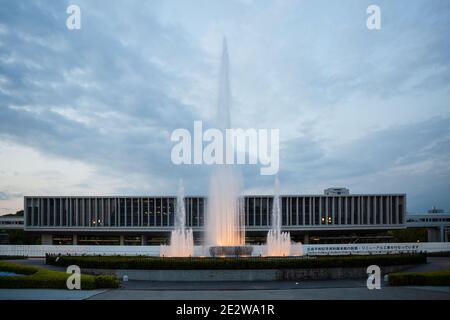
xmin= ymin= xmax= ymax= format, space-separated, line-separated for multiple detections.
xmin=264 ymin=176 xmax=296 ymax=256
xmin=205 ymin=39 xmax=245 ymax=247
xmin=160 ymin=179 xmax=194 ymax=257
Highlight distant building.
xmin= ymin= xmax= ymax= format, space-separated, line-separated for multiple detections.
xmin=428 ymin=206 xmax=445 ymax=214
xmin=406 ymin=213 xmax=450 ymax=242
xmin=0 ymin=216 xmax=24 ymax=230
xmin=324 ymin=188 xmax=350 ymax=196
xmin=0 ymin=215 xmax=25 ymax=245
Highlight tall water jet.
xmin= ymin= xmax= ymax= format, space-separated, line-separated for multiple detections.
xmin=160 ymin=179 xmax=194 ymax=257
xmin=264 ymin=176 xmax=294 ymax=256
xmin=205 ymin=39 xmax=246 ymax=250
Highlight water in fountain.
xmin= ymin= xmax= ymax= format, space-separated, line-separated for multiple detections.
xmin=205 ymin=39 xmax=246 ymax=248
xmin=160 ymin=179 xmax=194 ymax=257
xmin=264 ymin=176 xmax=294 ymax=256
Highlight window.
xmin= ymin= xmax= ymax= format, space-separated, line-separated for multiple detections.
xmin=304 ymin=198 xmax=310 ymax=225
xmin=248 ymin=198 xmax=255 ymax=226
xmin=126 ymin=198 xmax=132 ymax=226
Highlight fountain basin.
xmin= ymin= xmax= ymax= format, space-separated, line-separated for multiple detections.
xmin=209 ymin=246 xmax=253 ymax=257
xmin=0 ymin=272 xmax=25 ymax=277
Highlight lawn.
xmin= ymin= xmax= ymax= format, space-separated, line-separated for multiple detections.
xmin=0 ymin=261 xmax=119 ymax=289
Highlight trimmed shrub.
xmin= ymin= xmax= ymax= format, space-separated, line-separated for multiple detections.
xmin=0 ymin=261 xmax=37 ymax=275
xmin=94 ymin=275 xmax=120 ymax=288
xmin=426 ymin=252 xmax=450 ymax=258
xmin=389 ymin=269 xmax=450 ymax=286
xmin=46 ymin=253 xmax=426 ymax=270
xmin=0 ymin=261 xmax=119 ymax=289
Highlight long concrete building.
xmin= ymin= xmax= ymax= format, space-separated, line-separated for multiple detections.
xmin=23 ymin=189 xmax=407 ymax=245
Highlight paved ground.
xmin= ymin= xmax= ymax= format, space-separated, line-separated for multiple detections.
xmin=1 ymin=257 xmax=449 ymax=300
xmin=119 ymin=279 xmax=367 ymax=290
xmin=88 ymin=285 xmax=450 ymax=300
xmin=2 ymin=283 xmax=449 ymax=300
xmin=0 ymin=289 xmax=105 ymax=300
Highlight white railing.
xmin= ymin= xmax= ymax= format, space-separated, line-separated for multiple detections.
xmin=302 ymin=242 xmax=450 ymax=255
xmin=0 ymin=242 xmax=449 ymax=257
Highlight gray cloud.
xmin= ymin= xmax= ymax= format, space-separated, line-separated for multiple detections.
xmin=276 ymin=116 xmax=450 ymax=212
xmin=0 ymin=0 xmax=449 ymax=212
xmin=0 ymin=191 xmax=23 ymax=200
xmin=0 ymin=0 xmax=211 ymax=193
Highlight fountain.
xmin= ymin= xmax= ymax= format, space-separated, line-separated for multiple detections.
xmin=160 ymin=179 xmax=194 ymax=257
xmin=264 ymin=176 xmax=299 ymax=256
xmin=206 ymin=38 xmax=252 ymax=257
xmin=162 ymin=40 xmax=299 ymax=258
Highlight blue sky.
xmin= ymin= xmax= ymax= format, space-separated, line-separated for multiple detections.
xmin=0 ymin=0 xmax=449 ymax=214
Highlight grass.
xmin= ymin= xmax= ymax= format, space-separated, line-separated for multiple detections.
xmin=389 ymin=269 xmax=450 ymax=286
xmin=0 ymin=261 xmax=119 ymax=289
xmin=46 ymin=253 xmax=427 ymax=270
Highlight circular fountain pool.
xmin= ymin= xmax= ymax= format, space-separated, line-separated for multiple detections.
xmin=0 ymin=272 xmax=25 ymax=277
xmin=209 ymin=246 xmax=253 ymax=257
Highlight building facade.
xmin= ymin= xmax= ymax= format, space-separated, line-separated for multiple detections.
xmin=0 ymin=216 xmax=24 ymax=230
xmin=24 ymin=193 xmax=406 ymax=245
xmin=406 ymin=213 xmax=450 ymax=242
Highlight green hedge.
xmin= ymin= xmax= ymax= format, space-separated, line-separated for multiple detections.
xmin=0 ymin=261 xmax=119 ymax=289
xmin=0 ymin=261 xmax=37 ymax=275
xmin=46 ymin=254 xmax=426 ymax=270
xmin=389 ymin=269 xmax=450 ymax=286
xmin=426 ymin=252 xmax=450 ymax=258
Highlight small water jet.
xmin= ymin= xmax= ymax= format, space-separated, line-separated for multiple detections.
xmin=264 ymin=176 xmax=301 ymax=256
xmin=160 ymin=179 xmax=194 ymax=257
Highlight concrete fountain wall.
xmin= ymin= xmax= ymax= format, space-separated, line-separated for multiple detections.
xmin=81 ymin=264 xmax=415 ymax=282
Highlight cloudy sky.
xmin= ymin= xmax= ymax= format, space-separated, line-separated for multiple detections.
xmin=0 ymin=0 xmax=449 ymax=215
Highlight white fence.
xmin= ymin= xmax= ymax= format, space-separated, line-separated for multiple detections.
xmin=302 ymin=242 xmax=450 ymax=255
xmin=1 ymin=242 xmax=449 ymax=258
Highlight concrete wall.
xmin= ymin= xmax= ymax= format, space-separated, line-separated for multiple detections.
xmin=82 ymin=265 xmax=413 ymax=282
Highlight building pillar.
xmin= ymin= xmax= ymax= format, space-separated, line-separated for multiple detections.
xmin=120 ymin=235 xmax=125 ymax=245
xmin=41 ymin=234 xmax=52 ymax=245
xmin=141 ymin=235 xmax=147 ymax=246
xmin=72 ymin=234 xmax=78 ymax=245
xmin=427 ymin=228 xmax=440 ymax=242
xmin=441 ymin=226 xmax=445 ymax=243
xmin=303 ymin=234 xmax=309 ymax=244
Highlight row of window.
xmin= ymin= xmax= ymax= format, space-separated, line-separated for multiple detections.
xmin=25 ymin=195 xmax=405 ymax=228
xmin=247 ymin=196 xmax=404 ymax=226
xmin=0 ymin=221 xmax=24 ymax=225
xmin=407 ymin=218 xmax=450 ymax=222
xmin=26 ymin=198 xmax=178 ymax=227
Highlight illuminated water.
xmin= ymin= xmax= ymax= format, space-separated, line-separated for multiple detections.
xmin=264 ymin=176 xmax=299 ymax=256
xmin=160 ymin=179 xmax=194 ymax=257
xmin=205 ymin=39 xmax=245 ymax=247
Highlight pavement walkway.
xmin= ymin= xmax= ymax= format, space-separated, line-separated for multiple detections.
xmin=88 ymin=285 xmax=450 ymax=300
xmin=0 ymin=289 xmax=105 ymax=300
